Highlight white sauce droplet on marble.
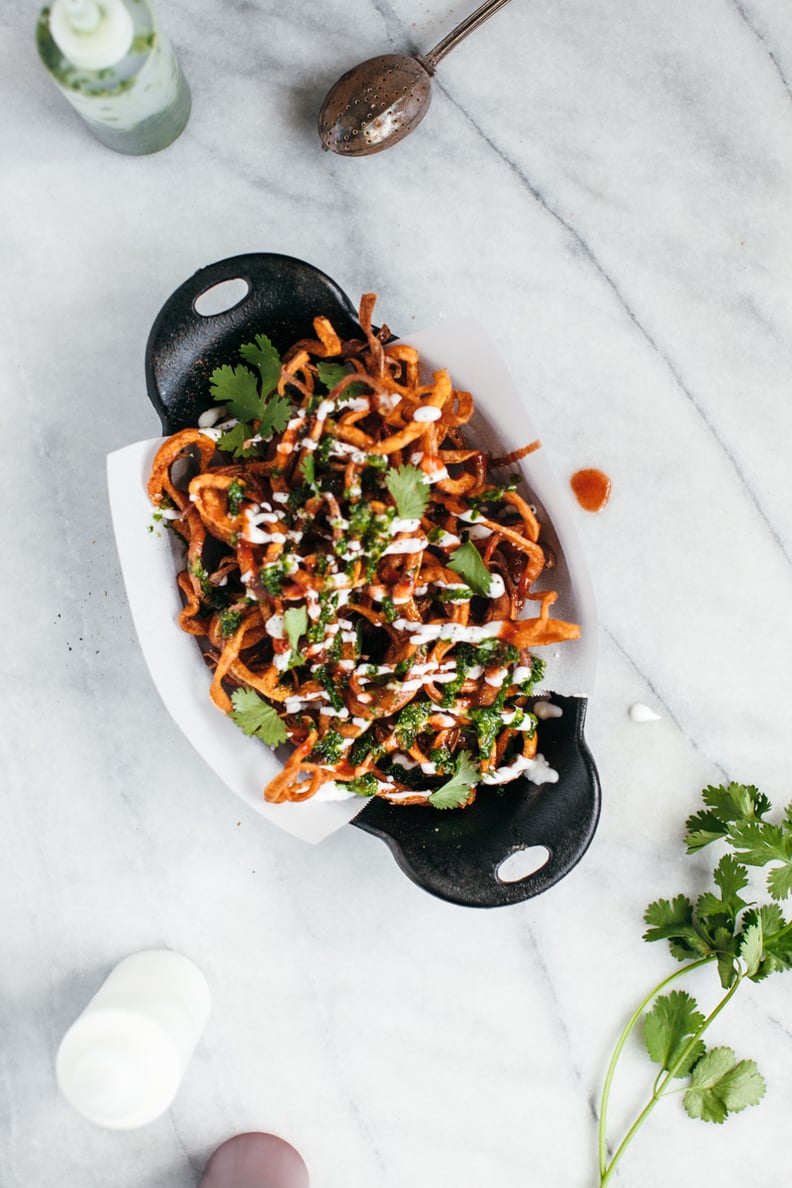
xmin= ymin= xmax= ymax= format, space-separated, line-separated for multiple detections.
xmin=628 ymin=702 xmax=662 ymax=723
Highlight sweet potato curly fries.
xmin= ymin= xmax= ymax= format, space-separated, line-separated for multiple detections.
xmin=147 ymin=297 xmax=579 ymax=809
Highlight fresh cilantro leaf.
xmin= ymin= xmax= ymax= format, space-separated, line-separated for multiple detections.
xmin=257 ymin=391 xmax=292 ymax=440
xmin=447 ymin=540 xmax=493 ymax=598
xmin=643 ymin=894 xmax=694 ymax=938
xmin=768 ymin=862 xmax=792 ymax=900
xmin=744 ymin=902 xmax=785 ymax=935
xmin=229 ymin=687 xmax=287 ymax=747
xmin=644 ymin=991 xmax=706 ymax=1078
xmin=643 ymin=895 xmax=712 ymax=960
xmin=210 ymin=338 xmax=290 ymax=437
xmin=210 ymin=364 xmax=262 ymax=421
xmin=217 ymin=421 xmax=259 ymax=459
xmin=683 ymin=1047 xmax=765 ymax=1124
xmin=702 ymin=782 xmax=772 ymax=825
xmin=301 ymin=453 xmax=317 ymax=490
xmin=316 ymin=360 xmax=366 ymax=400
xmin=725 ymin=819 xmax=792 ymax=899
xmin=748 ymin=904 xmax=792 ymax=976
xmin=282 ymin=606 xmax=308 ymax=653
xmin=428 ymin=750 xmax=479 ymax=810
xmin=713 ymin=852 xmax=750 ymax=904
xmin=728 ymin=820 xmax=789 ymax=865
xmin=695 ymin=892 xmax=733 ymax=922
xmin=696 ymin=854 xmax=750 ymax=924
xmin=385 ymin=464 xmax=430 ymax=521
xmin=739 ymin=920 xmax=764 ymax=978
xmin=239 ymin=334 xmax=281 ymax=396
xmin=317 ymin=360 xmax=350 ymax=389
xmin=715 ymin=948 xmax=740 ymax=990
xmin=685 ymin=809 xmax=730 ymax=852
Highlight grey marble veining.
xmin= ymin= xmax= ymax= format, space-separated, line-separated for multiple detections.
xmin=2 ymin=0 xmax=792 ymax=1185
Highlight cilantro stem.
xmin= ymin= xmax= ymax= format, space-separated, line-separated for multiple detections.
xmin=770 ymin=916 xmax=792 ymax=942
xmin=653 ymin=972 xmax=743 ymax=1093
xmin=597 ymin=957 xmax=713 ymax=1178
xmin=599 ymin=965 xmax=742 ymax=1187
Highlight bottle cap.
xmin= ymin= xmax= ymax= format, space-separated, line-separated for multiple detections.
xmin=48 ymin=0 xmax=135 ymax=70
xmin=200 ymin=1133 xmax=311 ymax=1188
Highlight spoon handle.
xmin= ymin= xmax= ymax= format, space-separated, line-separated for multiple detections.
xmin=420 ymin=0 xmax=513 ymax=72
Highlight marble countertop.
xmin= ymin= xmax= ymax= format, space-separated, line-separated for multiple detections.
xmin=3 ymin=0 xmax=792 ymax=1184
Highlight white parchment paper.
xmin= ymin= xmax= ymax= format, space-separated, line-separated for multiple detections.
xmin=107 ymin=321 xmax=596 ymax=844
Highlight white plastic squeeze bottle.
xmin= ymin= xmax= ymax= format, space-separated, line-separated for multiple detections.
xmin=36 ymin=0 xmax=191 ymax=154
xmin=200 ymin=1134 xmax=311 ymax=1188
xmin=56 ymin=950 xmax=211 ymax=1129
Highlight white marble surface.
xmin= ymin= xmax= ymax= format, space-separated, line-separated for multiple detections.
xmin=3 ymin=0 xmax=792 ymax=1185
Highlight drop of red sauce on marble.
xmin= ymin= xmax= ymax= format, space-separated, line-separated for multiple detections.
xmin=570 ymin=468 xmax=611 ymax=512
xmin=200 ymin=1133 xmax=310 ymax=1188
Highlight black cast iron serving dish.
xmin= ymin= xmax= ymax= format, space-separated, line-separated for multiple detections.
xmin=144 ymin=252 xmax=600 ymax=908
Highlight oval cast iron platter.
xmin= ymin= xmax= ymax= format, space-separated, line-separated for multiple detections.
xmin=144 ymin=252 xmax=601 ymax=908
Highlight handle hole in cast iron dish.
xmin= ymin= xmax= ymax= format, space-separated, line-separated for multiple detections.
xmin=193 ymin=277 xmax=250 ymax=317
xmin=497 ymin=845 xmax=550 ymax=884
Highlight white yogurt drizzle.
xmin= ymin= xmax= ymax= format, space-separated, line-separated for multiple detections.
xmin=534 ymin=700 xmax=563 ymax=720
xmin=197 ymin=407 xmax=226 ymax=429
xmin=412 ymin=405 xmax=442 ymax=423
xmin=481 ymin=753 xmax=558 ymax=785
xmin=314 ymin=749 xmax=558 ymax=803
xmin=392 ymin=618 xmax=506 ymax=645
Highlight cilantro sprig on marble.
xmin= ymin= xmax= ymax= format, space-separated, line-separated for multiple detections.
xmin=597 ymin=782 xmax=792 ymax=1186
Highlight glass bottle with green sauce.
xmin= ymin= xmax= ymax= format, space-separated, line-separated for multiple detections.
xmin=36 ymin=0 xmax=190 ymax=155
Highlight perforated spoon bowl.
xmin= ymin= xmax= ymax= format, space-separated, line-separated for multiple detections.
xmin=318 ymin=0 xmax=512 ymax=156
